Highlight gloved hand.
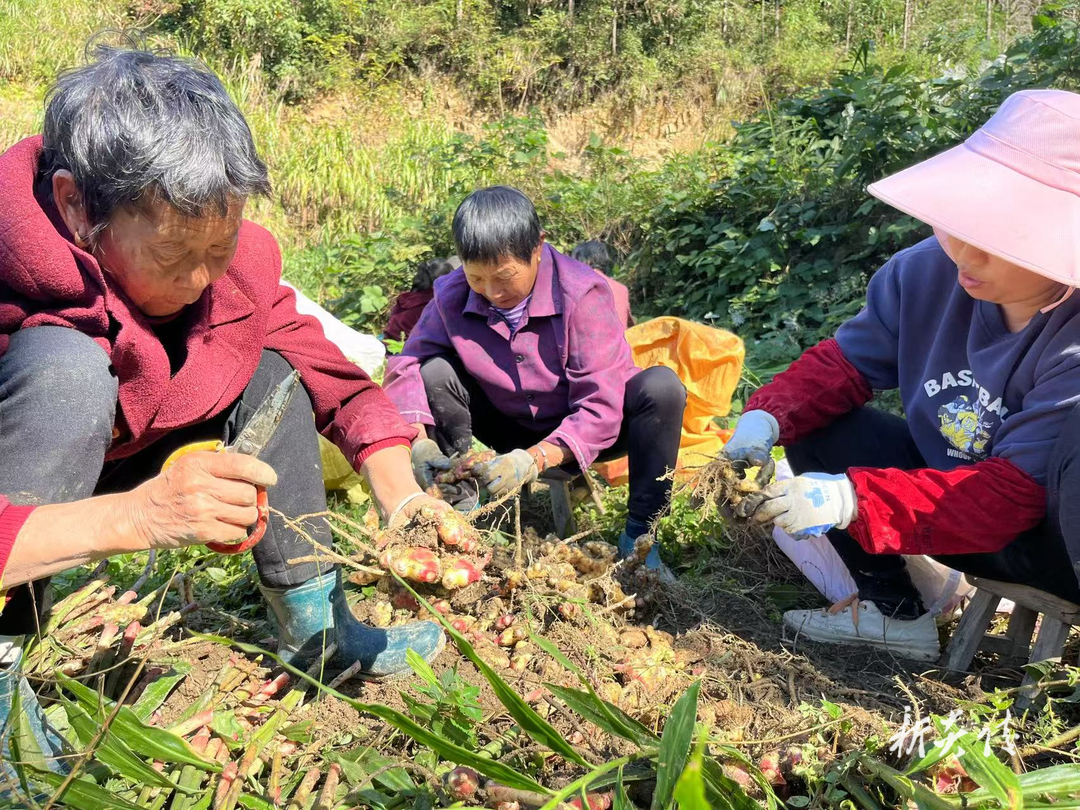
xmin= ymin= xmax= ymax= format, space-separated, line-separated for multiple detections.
xmin=721 ymin=409 xmax=780 ymax=484
xmin=740 ymin=472 xmax=857 ymax=540
xmin=411 ymin=438 xmax=451 ymax=489
xmin=473 ymin=449 xmax=538 ymax=498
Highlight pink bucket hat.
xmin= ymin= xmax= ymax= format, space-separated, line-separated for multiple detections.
xmin=867 ymin=89 xmax=1080 ymax=287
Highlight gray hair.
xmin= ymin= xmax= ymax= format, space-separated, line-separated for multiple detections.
xmin=41 ymin=42 xmax=271 ymax=233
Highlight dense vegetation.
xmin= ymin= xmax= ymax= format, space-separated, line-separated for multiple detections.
xmin=138 ymin=0 xmax=1029 ymax=106
xmin=3 ymin=0 xmax=1064 ymax=364
xmin=7 ymin=5 xmax=1080 ymax=810
xmin=633 ymin=14 xmax=1080 ymax=366
xmin=273 ymin=4 xmax=1080 ymax=369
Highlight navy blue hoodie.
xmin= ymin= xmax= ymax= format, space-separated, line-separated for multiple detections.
xmin=836 ymin=237 xmax=1080 ymax=486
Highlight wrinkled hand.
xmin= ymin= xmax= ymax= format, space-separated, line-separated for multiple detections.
xmin=740 ymin=473 xmax=857 ymax=540
xmin=721 ymin=409 xmax=780 ymax=484
xmin=129 ymin=451 xmax=278 ymax=550
xmin=473 ymin=449 xmax=538 ymax=498
xmin=387 ymin=492 xmax=456 ymax=531
xmin=411 ymin=438 xmax=452 ymax=488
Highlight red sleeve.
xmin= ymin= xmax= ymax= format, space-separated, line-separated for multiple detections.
xmin=263 ymin=282 xmax=416 ymax=471
xmin=746 ymin=339 xmax=873 ymax=445
xmin=848 ymin=456 xmax=1045 ymax=555
xmin=0 ymin=497 xmax=34 ymax=583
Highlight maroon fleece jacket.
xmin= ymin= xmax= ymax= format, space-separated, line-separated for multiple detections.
xmin=384 ymin=289 xmax=434 ymax=344
xmin=0 ymin=136 xmax=416 ymax=573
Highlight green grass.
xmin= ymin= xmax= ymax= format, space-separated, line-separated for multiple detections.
xmin=0 ymin=0 xmax=1007 ymax=308
xmin=0 ymin=0 xmax=127 ymax=83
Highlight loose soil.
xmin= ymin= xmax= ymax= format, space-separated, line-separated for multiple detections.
xmin=26 ymin=480 xmax=1080 ymax=806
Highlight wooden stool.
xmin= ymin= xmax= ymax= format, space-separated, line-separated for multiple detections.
xmin=534 ymin=468 xmax=607 ymax=538
xmin=941 ymin=577 xmax=1080 ymax=708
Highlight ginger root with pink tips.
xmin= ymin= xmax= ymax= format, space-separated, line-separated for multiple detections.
xmin=418 ymin=505 xmax=480 ymax=552
xmin=441 ymin=556 xmax=484 ymax=590
xmin=379 ymin=547 xmax=442 ymax=584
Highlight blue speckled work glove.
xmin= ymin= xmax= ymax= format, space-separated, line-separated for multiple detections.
xmin=741 ymin=473 xmax=857 ymax=540
xmin=721 ymin=409 xmax=779 ymax=484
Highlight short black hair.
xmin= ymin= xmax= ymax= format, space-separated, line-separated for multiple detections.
xmin=570 ymin=240 xmax=613 ymax=274
xmin=412 ymin=258 xmax=455 ymax=291
xmin=452 ymin=186 xmax=542 ymax=264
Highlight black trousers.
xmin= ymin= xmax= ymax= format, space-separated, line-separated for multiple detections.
xmin=0 ymin=326 xmax=331 ymax=634
xmin=96 ymin=351 xmax=332 ymax=591
xmin=419 ymin=357 xmax=687 ymax=527
xmin=787 ymin=407 xmax=1080 ymax=617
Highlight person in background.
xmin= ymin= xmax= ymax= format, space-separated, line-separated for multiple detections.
xmin=384 ymin=187 xmax=687 ymax=572
xmin=383 ymin=258 xmax=456 ymax=349
xmin=722 ymin=89 xmax=1080 ymax=661
xmin=570 ymin=240 xmax=633 ymax=329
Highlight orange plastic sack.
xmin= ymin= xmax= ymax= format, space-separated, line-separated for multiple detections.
xmin=593 ymin=317 xmax=744 ymax=486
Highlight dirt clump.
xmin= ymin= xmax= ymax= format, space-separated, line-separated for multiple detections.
xmin=681 ymin=455 xmax=771 ymax=526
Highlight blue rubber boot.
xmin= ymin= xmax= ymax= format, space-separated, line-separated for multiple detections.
xmin=618 ymin=520 xmax=675 ymax=583
xmin=260 ymin=570 xmax=446 ymax=680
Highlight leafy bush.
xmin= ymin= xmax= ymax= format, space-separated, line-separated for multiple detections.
xmin=145 ymin=0 xmax=356 ymax=98
xmin=289 ymin=221 xmax=435 ymax=333
xmin=541 ymin=135 xmax=660 ymax=253
xmin=284 ymin=11 xmax=1080 ymax=357
xmin=630 ymin=15 xmax=1080 ymax=368
xmin=404 ymin=652 xmax=484 ymax=752
xmin=137 ymin=0 xmax=1004 ymax=108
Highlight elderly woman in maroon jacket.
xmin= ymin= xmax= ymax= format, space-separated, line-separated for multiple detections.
xmin=0 ymin=46 xmax=449 ymax=680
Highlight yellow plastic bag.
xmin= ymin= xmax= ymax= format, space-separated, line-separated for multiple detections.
xmin=319 ymin=434 xmax=371 ymax=505
xmin=594 ymin=317 xmax=744 ymax=486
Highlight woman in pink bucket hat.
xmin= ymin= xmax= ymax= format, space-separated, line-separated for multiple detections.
xmin=719 ymin=89 xmax=1080 ymax=661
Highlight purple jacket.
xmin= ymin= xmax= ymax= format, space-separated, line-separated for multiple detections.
xmin=384 ymin=245 xmax=638 ymax=470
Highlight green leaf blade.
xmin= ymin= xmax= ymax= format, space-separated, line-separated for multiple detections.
xmin=537 ymin=757 xmax=631 ymax=810
xmin=956 ymin=733 xmax=1022 ymax=810
xmin=131 ymin=662 xmax=192 ymax=721
xmin=529 ymin=627 xmax=658 ymax=748
xmin=57 ymin=673 xmax=220 ymax=772
xmin=398 ymin=578 xmax=590 ymax=768
xmin=59 ymin=695 xmax=189 ymax=793
xmin=199 ymin=633 xmax=549 ymax=795
xmin=544 ymin=683 xmax=657 ymax=749
xmin=8 ymin=677 xmax=46 ymax=799
xmin=700 ymin=756 xmax=768 ymax=810
xmin=673 ymin=734 xmax=710 ymax=810
xmin=652 ymin=681 xmax=701 ymax=810
xmin=26 ymin=766 xmax=146 ymax=810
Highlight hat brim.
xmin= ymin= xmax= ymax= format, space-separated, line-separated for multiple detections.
xmin=868 ymin=143 xmax=1080 ymax=287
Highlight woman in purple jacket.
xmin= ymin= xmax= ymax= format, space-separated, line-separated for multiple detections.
xmin=384 ymin=187 xmax=687 ymax=571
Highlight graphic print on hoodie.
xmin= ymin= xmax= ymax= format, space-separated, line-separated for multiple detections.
xmin=835 ymin=237 xmax=1080 ymax=486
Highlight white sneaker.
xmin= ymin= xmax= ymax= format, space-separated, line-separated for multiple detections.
xmin=783 ymin=599 xmax=941 ymax=662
